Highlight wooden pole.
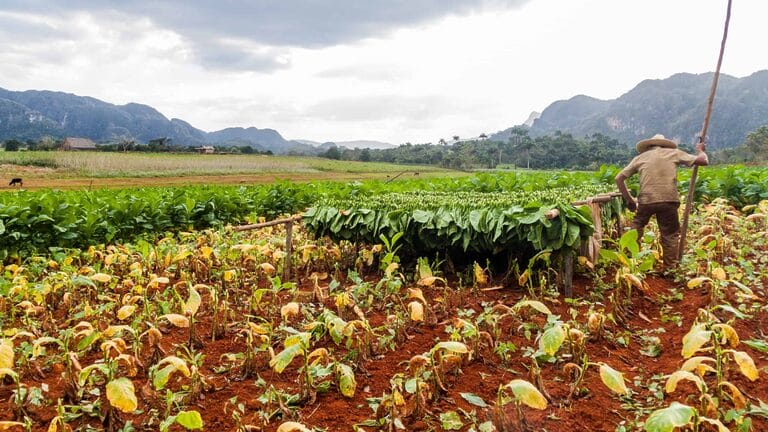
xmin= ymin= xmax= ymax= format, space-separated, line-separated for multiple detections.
xmin=679 ymin=0 xmax=732 ymax=260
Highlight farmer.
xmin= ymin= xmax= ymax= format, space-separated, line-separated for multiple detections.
xmin=615 ymin=134 xmax=708 ymax=268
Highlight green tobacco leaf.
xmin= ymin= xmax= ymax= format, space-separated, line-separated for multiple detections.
xmin=460 ymin=392 xmax=488 ymax=408
xmin=336 ymin=363 xmax=357 ymax=397
xmin=743 ymin=339 xmax=768 ymax=353
xmin=269 ymin=343 xmax=303 ymax=373
xmin=440 ymin=411 xmax=464 ymax=430
xmin=619 ymin=229 xmax=639 ymax=256
xmin=175 ymin=410 xmax=204 ymax=430
xmin=644 ymin=402 xmax=696 ymax=432
xmin=539 ymin=323 xmax=566 ymax=356
xmin=513 ymin=299 xmax=551 ymax=315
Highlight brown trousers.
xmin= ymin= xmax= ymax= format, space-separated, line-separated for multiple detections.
xmin=631 ymin=201 xmax=681 ymax=267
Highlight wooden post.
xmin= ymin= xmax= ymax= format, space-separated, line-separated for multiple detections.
xmin=232 ymin=215 xmax=301 ymax=282
xmin=284 ymin=220 xmax=293 ymax=281
xmin=562 ymin=249 xmax=573 ymax=298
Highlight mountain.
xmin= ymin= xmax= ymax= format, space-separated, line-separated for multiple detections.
xmin=491 ymin=71 xmax=768 ymax=150
xmin=0 ymin=88 xmax=312 ymax=153
xmin=204 ymin=127 xmax=319 ymax=154
xmin=0 ymin=88 xmax=208 ymax=144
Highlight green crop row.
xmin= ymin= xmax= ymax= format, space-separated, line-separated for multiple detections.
xmin=0 ymin=183 xmax=314 ymax=259
xmin=684 ymin=165 xmax=768 ymax=208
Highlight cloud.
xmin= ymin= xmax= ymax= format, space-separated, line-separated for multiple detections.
xmin=1 ymin=0 xmax=531 ymax=71
xmin=304 ymin=94 xmax=448 ymax=122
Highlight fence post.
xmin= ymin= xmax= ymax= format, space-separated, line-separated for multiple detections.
xmin=284 ymin=220 xmax=293 ymax=282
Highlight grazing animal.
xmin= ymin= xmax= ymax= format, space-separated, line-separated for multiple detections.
xmin=9 ymin=177 xmax=22 ymax=187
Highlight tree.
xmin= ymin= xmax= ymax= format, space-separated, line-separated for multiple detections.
xmin=744 ymin=125 xmax=768 ymax=160
xmin=3 ymin=139 xmax=22 ymax=151
xmin=509 ymin=126 xmax=533 ymax=169
xmin=322 ymin=146 xmax=341 ymax=160
xmin=359 ymin=148 xmax=371 ymax=162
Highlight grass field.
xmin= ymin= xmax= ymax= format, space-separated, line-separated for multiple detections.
xmin=0 ymin=151 xmax=454 ymax=189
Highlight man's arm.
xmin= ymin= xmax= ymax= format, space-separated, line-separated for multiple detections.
xmin=615 ymin=172 xmax=637 ymax=212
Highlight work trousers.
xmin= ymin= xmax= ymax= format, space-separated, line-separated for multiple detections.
xmin=631 ymin=201 xmax=681 ymax=267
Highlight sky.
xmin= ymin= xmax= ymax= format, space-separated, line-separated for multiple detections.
xmin=1 ymin=0 xmax=766 ymax=145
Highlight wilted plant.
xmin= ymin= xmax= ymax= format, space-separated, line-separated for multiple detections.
xmin=493 ymin=378 xmax=548 ymax=432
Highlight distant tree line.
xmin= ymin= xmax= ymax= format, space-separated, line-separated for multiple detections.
xmin=0 ymin=137 xmax=272 ymax=155
xmin=320 ymin=128 xmax=632 ymax=170
xmin=321 ymin=124 xmax=768 ymax=169
xmin=3 ymin=124 xmax=767 ymax=168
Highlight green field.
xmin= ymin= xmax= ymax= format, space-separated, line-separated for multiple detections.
xmin=0 ymin=151 xmax=449 ymax=178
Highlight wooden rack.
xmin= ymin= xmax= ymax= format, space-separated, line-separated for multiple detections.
xmin=232 ymin=192 xmax=624 ymax=297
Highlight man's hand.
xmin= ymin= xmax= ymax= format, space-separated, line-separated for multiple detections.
xmin=626 ymin=197 xmax=637 ymax=212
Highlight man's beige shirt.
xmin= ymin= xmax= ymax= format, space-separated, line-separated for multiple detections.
xmin=619 ymin=147 xmax=697 ymax=204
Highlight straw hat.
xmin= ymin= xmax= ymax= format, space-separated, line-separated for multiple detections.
xmin=636 ymin=134 xmax=678 ymax=153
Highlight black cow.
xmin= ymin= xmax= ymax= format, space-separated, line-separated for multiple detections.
xmin=9 ymin=178 xmax=22 ymax=187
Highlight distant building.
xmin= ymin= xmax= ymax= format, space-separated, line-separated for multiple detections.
xmin=196 ymin=146 xmax=215 ymax=154
xmin=60 ymin=137 xmax=97 ymax=151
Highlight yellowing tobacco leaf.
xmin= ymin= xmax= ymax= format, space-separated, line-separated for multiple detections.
xmin=281 ymin=302 xmax=300 ymax=320
xmin=622 ymin=273 xmax=643 ymax=289
xmin=276 ymin=422 xmax=312 ymax=432
xmin=184 ymin=286 xmax=201 ymax=316
xmin=518 ymin=269 xmax=530 ymax=286
xmin=698 ymin=417 xmax=730 ymax=432
xmin=680 ymin=356 xmax=717 ymax=376
xmin=587 ymin=313 xmax=603 ymax=333
xmin=408 ymin=301 xmax=424 ymax=322
xmin=417 ymin=276 xmax=445 ymax=287
xmin=199 ymin=246 xmax=214 ymax=260
xmin=503 ymin=379 xmax=548 ymax=410
xmin=665 ymin=370 xmax=705 ymax=393
xmin=150 ymin=276 xmax=170 ymax=287
xmin=160 ymin=314 xmax=189 ymax=328
xmin=153 ymin=356 xmax=191 ymax=390
xmin=681 ymin=324 xmax=712 ymax=358
xmin=259 ymin=263 xmax=276 ymax=275
xmin=729 ymin=350 xmax=759 ymax=381
xmin=0 ymin=421 xmax=26 ymax=430
xmin=408 ymin=288 xmax=427 ymax=304
xmin=599 ymin=363 xmax=630 ymax=396
xmin=711 ymin=267 xmax=727 ymax=281
xmin=106 ymin=377 xmax=138 ymax=413
xmin=384 ymin=262 xmax=399 ymax=278
xmin=719 ymin=381 xmax=747 ymax=410
xmin=117 ymin=305 xmax=136 ymax=321
xmin=0 ymin=340 xmax=13 ymax=369
xmin=89 ymin=273 xmax=111 ymax=283
xmin=223 ymin=270 xmax=236 ymax=282
xmin=687 ymin=277 xmax=710 ymax=289
xmin=473 ymin=262 xmax=487 ymax=286
xmin=173 ymin=249 xmax=192 ymax=263
xmin=714 ymin=324 xmax=739 ymax=347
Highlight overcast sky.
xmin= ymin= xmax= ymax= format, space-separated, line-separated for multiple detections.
xmin=1 ymin=0 xmax=765 ymax=144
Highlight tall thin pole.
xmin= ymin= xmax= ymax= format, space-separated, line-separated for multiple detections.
xmin=678 ymin=0 xmax=733 ymax=260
